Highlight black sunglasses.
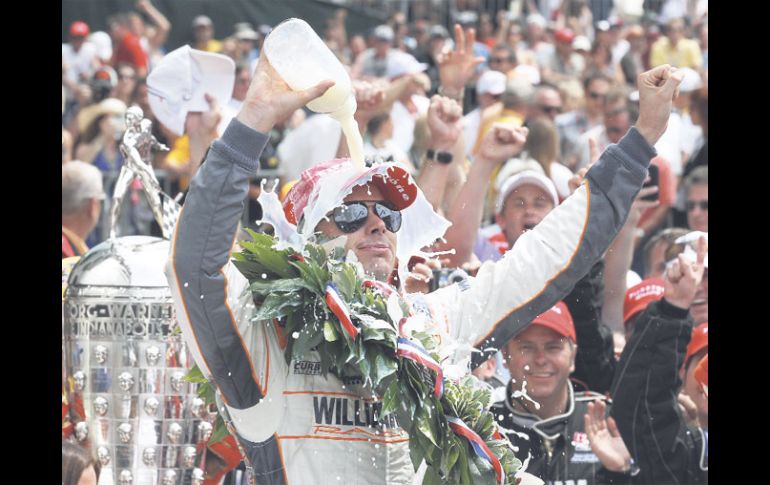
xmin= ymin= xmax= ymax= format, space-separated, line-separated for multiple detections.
xmin=686 ymin=200 xmax=708 ymax=211
xmin=332 ymin=201 xmax=402 ymax=234
xmin=588 ymin=91 xmax=606 ymax=99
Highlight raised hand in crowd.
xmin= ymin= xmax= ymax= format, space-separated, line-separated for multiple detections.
xmin=437 ymin=24 xmax=485 ymax=100
xmin=601 ymin=184 xmax=659 ymax=331
xmin=584 ymin=400 xmax=632 ymax=473
xmin=352 ymin=79 xmax=386 ymax=128
xmin=635 ymin=65 xmax=685 ymax=146
xmin=426 ymin=95 xmax=463 ymax=150
xmin=567 ymin=167 xmax=588 ymax=195
xmin=475 ymin=122 xmax=529 ymax=166
xmin=663 ymin=234 xmax=707 ymax=310
xmin=415 ymin=95 xmax=464 ymax=212
xmin=440 ymin=122 xmax=528 ymax=266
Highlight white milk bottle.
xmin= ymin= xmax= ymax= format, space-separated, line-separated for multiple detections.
xmin=262 ymin=18 xmax=364 ymax=169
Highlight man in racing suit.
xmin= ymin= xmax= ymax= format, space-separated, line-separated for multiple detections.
xmin=609 ymin=237 xmax=708 ymax=484
xmin=165 ymin=53 xmax=683 ymax=484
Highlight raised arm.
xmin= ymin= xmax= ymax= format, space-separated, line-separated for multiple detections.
xmin=438 ymin=123 xmax=528 ymax=266
xmin=421 ymin=66 xmax=684 ymax=365
xmin=165 ymin=56 xmax=333 ymax=412
xmin=414 ymin=95 xmax=464 ymax=213
xmin=136 ymin=0 xmax=171 ymax=50
xmin=609 ymin=237 xmax=707 ymax=483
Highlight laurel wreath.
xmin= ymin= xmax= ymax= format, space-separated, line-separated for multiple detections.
xmin=186 ymin=229 xmax=521 ymax=484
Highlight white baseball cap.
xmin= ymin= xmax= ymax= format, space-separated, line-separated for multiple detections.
xmin=147 ymin=45 xmax=235 ymax=136
xmin=678 ymin=67 xmax=704 ymax=93
xmin=476 ymin=70 xmax=507 ymax=96
xmin=386 ymin=51 xmax=428 ymax=80
xmin=496 ymin=169 xmax=559 ymax=213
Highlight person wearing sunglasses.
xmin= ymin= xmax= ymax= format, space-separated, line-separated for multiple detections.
xmin=528 ymin=85 xmax=563 ymax=123
xmin=166 ymin=53 xmax=684 ymax=484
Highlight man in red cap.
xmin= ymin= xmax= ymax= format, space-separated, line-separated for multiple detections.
xmin=610 ymin=236 xmax=708 ymax=484
xmin=166 ymin=45 xmax=685 ymax=483
xmin=492 ymin=302 xmax=634 ymax=483
xmin=541 ymin=27 xmax=586 ymax=84
xmin=62 ymin=21 xmax=98 ymax=89
xmin=623 ymin=277 xmax=666 ymax=335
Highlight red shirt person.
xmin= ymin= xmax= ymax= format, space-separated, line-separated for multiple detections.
xmin=108 ymin=13 xmax=148 ymax=77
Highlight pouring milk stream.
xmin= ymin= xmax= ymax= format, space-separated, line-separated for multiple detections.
xmin=262 ymin=18 xmax=364 ymax=169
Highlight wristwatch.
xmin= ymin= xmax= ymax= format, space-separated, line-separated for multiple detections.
xmin=426 ymin=149 xmax=453 ymax=165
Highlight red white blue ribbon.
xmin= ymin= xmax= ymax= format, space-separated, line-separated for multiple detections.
xmin=325 ymin=283 xmax=359 ymax=340
xmin=446 ymin=416 xmax=505 ymax=485
xmin=396 ymin=337 xmax=444 ymax=398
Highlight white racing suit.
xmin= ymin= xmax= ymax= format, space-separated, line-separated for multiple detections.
xmin=166 ymin=119 xmax=655 ymax=484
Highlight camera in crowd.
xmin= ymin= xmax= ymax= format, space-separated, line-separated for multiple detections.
xmin=429 ymin=267 xmax=470 ymax=292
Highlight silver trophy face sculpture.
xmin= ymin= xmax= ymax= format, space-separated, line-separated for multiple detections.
xmin=183 ymin=446 xmax=197 ymax=468
xmin=142 ymin=447 xmax=157 ymax=467
xmin=169 ymin=371 xmax=185 ymax=393
xmin=73 ymin=371 xmax=86 ymax=392
xmin=146 ymin=345 xmax=162 ymax=366
xmin=167 ymin=422 xmax=184 ymax=444
xmin=93 ymin=396 xmax=109 ymax=417
xmin=63 ymin=234 xmax=205 ymax=484
xmin=118 ymin=371 xmax=135 ymax=393
xmin=190 ymin=397 xmax=206 ymax=419
xmin=97 ymin=446 xmax=111 ymax=467
xmin=197 ymin=421 xmax=213 ymax=443
xmin=191 ymin=467 xmax=205 ymax=485
xmin=144 ymin=396 xmax=160 ymax=417
xmin=161 ymin=469 xmax=177 ymax=485
xmin=74 ymin=421 xmax=89 ymax=442
xmin=117 ymin=422 xmax=133 ymax=444
xmin=94 ymin=344 xmax=109 ymax=364
xmin=118 ymin=469 xmax=133 ymax=485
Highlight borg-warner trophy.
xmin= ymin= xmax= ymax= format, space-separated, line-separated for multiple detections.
xmin=63 ymin=108 xmax=210 ymax=485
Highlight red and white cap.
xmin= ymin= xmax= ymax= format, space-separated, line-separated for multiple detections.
xmin=265 ymin=158 xmax=449 ymax=286
xmin=70 ymin=21 xmax=90 ymax=38
xmin=623 ymin=278 xmax=665 ymax=326
xmin=530 ymin=301 xmax=576 ymax=342
xmin=282 ymin=158 xmax=417 ymax=226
